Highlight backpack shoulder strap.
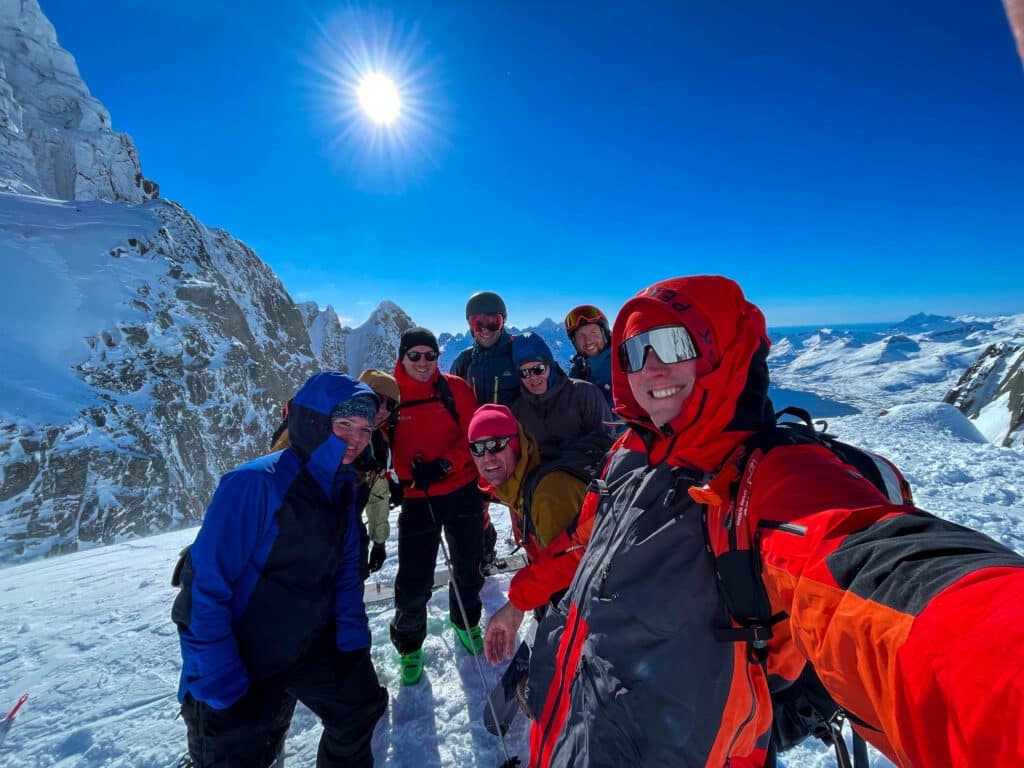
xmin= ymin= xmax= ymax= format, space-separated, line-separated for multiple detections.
xmin=399 ymin=376 xmax=461 ymax=429
xmin=433 ymin=375 xmax=461 ymax=426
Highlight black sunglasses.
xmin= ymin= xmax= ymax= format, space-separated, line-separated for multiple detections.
xmin=468 ymin=436 xmax=514 ymax=457
xmin=406 ymin=350 xmax=439 ymax=362
xmin=518 ymin=363 xmax=548 ymax=379
xmin=381 ymin=396 xmax=399 ymax=413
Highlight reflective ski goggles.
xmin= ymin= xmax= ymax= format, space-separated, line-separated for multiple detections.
xmin=617 ymin=325 xmax=699 ymax=373
xmin=405 ymin=350 xmax=439 ymax=362
xmin=518 ymin=363 xmax=548 ymax=379
xmin=468 ymin=436 xmax=515 ymax=457
xmin=564 ymin=304 xmax=606 ymax=333
xmin=469 ymin=313 xmax=504 ymax=333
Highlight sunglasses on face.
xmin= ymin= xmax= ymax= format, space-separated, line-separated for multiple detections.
xmin=518 ymin=363 xmax=548 ymax=379
xmin=564 ymin=304 xmax=605 ymax=333
xmin=468 ymin=436 xmax=514 ymax=457
xmin=406 ymin=350 xmax=439 ymax=362
xmin=381 ymin=396 xmax=399 ymax=413
xmin=617 ymin=325 xmax=699 ymax=374
xmin=469 ymin=313 xmax=503 ymax=333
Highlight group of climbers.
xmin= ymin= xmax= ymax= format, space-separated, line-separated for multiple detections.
xmin=171 ymin=277 xmax=1024 ymax=768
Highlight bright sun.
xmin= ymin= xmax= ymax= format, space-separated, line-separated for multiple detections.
xmin=358 ymin=73 xmax=401 ymax=125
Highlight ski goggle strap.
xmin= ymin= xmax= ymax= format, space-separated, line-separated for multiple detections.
xmin=564 ymin=304 xmax=606 ymax=333
xmin=617 ymin=325 xmax=699 ymax=373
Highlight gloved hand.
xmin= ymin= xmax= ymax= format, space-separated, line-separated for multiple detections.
xmin=411 ymin=458 xmax=450 ymax=490
xmin=368 ymin=542 xmax=386 ymax=573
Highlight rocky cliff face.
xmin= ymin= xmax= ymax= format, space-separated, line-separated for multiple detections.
xmin=0 ymin=0 xmax=157 ymax=202
xmin=0 ymin=0 xmax=408 ymax=564
xmin=0 ymin=194 xmax=317 ymax=562
xmin=944 ymin=342 xmax=1024 ymax=447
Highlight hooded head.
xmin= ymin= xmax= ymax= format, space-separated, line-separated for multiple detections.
xmin=611 ymin=275 xmax=774 ymax=469
xmin=513 ymin=332 xmax=558 ymax=395
xmin=287 ymin=372 xmax=379 ymax=496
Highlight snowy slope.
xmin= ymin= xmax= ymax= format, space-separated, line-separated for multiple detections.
xmin=1 ymin=401 xmax=1021 ymax=767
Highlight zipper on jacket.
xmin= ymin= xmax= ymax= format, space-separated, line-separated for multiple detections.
xmin=722 ymin=657 xmax=760 ymax=766
xmin=536 ymin=466 xmax=649 ymax=762
xmin=758 ymin=519 xmax=807 ymax=536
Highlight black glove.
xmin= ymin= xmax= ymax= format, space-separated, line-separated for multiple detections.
xmin=411 ymin=458 xmax=450 ymax=490
xmin=368 ymin=542 xmax=386 ymax=573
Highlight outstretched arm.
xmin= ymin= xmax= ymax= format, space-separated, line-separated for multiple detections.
xmin=756 ymin=445 xmax=1024 ymax=766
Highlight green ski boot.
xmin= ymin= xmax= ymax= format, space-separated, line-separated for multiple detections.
xmin=399 ymin=649 xmax=423 ymax=685
xmin=452 ymin=622 xmax=484 ymax=655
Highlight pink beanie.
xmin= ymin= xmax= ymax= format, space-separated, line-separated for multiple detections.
xmin=468 ymin=404 xmax=520 ymax=452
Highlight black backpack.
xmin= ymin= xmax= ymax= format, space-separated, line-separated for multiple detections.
xmin=706 ymin=406 xmax=911 ymax=768
xmin=517 ymin=431 xmax=616 ymax=546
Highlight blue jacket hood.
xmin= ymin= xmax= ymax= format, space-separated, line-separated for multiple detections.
xmin=287 ymin=372 xmax=378 ymax=497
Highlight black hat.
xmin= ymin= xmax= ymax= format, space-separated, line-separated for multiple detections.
xmin=398 ymin=327 xmax=440 ymax=359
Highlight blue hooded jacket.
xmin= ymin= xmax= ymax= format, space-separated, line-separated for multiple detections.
xmin=173 ymin=372 xmax=377 ymax=708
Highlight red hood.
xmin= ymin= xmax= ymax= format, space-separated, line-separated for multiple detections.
xmin=611 ymin=275 xmax=774 ymax=470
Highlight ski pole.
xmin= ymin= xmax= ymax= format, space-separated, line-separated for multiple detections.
xmin=422 ymin=488 xmax=520 ymax=768
xmin=0 ymin=693 xmax=28 ymax=749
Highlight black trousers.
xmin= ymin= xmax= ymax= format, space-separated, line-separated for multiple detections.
xmin=390 ymin=480 xmax=485 ymax=654
xmin=182 ymin=639 xmax=388 ymax=767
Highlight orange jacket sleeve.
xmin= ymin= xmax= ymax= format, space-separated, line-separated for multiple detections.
xmin=753 ymin=444 xmax=1024 ymax=767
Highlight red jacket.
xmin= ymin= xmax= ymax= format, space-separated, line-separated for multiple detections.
xmin=528 ymin=275 xmax=1024 ymax=767
xmin=390 ymin=365 xmax=478 ymax=499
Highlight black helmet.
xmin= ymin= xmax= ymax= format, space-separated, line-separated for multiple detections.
xmin=465 ymin=291 xmax=507 ymax=319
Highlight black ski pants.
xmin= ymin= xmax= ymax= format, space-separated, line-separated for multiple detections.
xmin=390 ymin=480 xmax=485 ymax=654
xmin=182 ymin=636 xmax=387 ymax=767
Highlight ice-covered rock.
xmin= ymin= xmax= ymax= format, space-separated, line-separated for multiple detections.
xmin=0 ymin=0 xmax=157 ymax=201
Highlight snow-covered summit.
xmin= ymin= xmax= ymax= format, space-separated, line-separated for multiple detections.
xmin=0 ymin=0 xmax=157 ymax=202
xmin=297 ymin=299 xmax=416 ymax=375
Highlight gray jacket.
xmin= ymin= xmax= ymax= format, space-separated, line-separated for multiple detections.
xmin=510 ymin=368 xmax=613 ymax=453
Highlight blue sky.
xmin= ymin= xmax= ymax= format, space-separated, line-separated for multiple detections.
xmin=39 ymin=0 xmax=1024 ymax=334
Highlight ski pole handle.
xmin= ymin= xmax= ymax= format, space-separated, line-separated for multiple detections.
xmin=4 ymin=694 xmax=27 ymax=721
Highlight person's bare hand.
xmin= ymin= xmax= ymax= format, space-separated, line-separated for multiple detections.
xmin=484 ymin=601 xmax=525 ymax=664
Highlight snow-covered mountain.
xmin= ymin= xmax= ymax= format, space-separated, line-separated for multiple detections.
xmin=766 ymin=314 xmax=1024 ymax=444
xmin=943 ymin=341 xmax=1024 ymax=447
xmin=0 ymin=0 xmax=156 ymax=202
xmin=300 ymin=300 xmax=416 ymax=375
xmin=0 ymin=1 xmax=411 ymax=565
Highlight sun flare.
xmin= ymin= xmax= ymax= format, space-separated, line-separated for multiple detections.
xmin=358 ymin=73 xmax=401 ymax=125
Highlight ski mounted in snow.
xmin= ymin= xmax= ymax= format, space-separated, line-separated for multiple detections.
xmin=0 ymin=693 xmax=28 ymax=749
xmin=364 ymin=552 xmax=529 ymax=605
xmin=483 ymin=640 xmax=531 ymax=736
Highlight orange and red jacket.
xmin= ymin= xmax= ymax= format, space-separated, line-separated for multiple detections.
xmin=390 ymin=364 xmax=478 ymax=499
xmin=479 ymin=424 xmax=590 ymax=612
xmin=527 ymin=275 xmax=1024 ymax=767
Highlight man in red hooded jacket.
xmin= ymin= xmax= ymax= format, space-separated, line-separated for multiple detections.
xmin=525 ymin=275 xmax=1024 ymax=767
xmin=389 ymin=327 xmax=485 ymax=686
